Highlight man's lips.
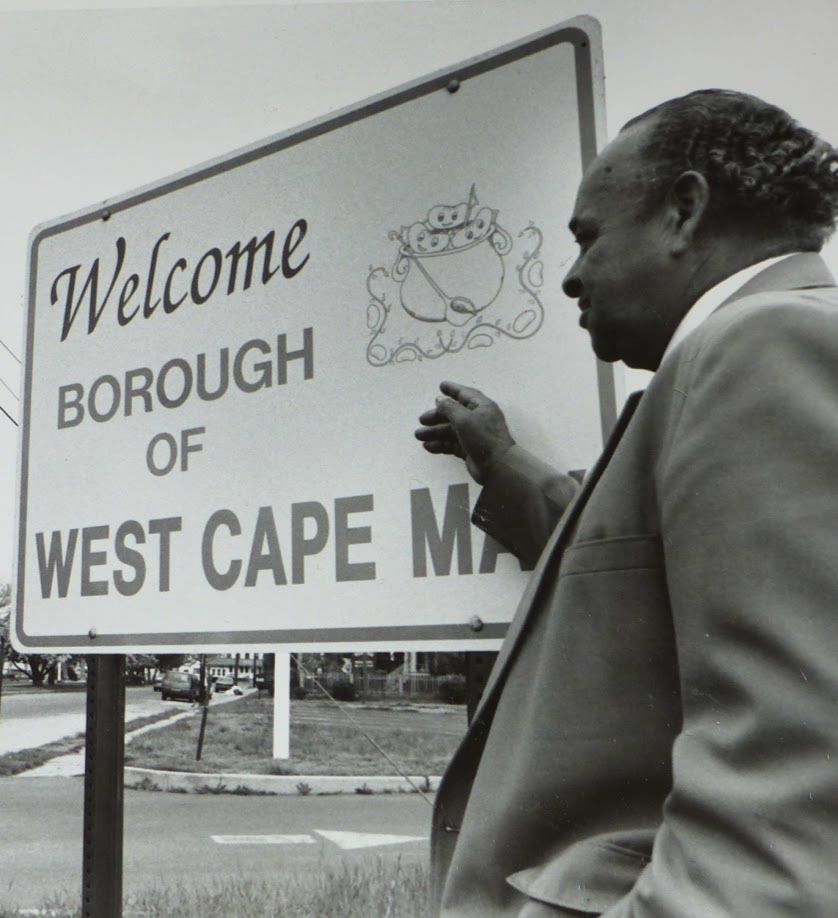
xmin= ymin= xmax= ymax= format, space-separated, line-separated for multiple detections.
xmin=578 ymin=299 xmax=591 ymax=327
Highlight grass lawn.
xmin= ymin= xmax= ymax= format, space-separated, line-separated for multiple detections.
xmin=0 ymin=857 xmax=430 ymax=917
xmin=124 ymin=695 xmax=466 ymax=776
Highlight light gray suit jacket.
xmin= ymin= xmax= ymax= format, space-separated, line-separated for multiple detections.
xmin=431 ymin=254 xmax=838 ymax=916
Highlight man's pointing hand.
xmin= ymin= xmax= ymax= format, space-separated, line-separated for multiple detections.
xmin=415 ymin=381 xmax=515 ymax=485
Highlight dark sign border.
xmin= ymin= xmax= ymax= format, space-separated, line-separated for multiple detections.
xmin=15 ymin=18 xmax=609 ymax=650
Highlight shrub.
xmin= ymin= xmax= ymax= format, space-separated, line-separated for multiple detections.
xmin=329 ymin=680 xmax=358 ymax=702
xmin=134 ymin=775 xmax=161 ymax=793
xmin=230 ymin=785 xmax=275 ymax=796
xmin=291 ymin=684 xmax=308 ymax=700
xmin=436 ymin=675 xmax=467 ymax=705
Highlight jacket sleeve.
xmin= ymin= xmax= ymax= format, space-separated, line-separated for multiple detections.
xmin=604 ymin=295 xmax=838 ymax=917
xmin=470 ymin=445 xmax=579 ymax=568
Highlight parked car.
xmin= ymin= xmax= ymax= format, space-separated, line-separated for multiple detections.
xmin=213 ymin=675 xmax=243 ymax=695
xmin=160 ymin=671 xmax=200 ymax=702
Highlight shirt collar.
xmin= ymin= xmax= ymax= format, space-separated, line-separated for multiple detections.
xmin=660 ymin=254 xmax=801 ymax=364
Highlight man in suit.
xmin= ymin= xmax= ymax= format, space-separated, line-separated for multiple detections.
xmin=416 ymin=89 xmax=838 ymax=916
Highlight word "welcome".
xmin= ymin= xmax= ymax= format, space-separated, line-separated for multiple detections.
xmin=49 ymin=218 xmax=310 ymax=342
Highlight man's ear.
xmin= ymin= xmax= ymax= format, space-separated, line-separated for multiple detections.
xmin=668 ymin=171 xmax=710 ymax=255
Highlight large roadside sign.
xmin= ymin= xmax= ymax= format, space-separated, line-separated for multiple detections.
xmin=13 ymin=17 xmax=610 ymax=652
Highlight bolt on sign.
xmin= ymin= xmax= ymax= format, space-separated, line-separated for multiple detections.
xmin=14 ymin=17 xmax=611 ymax=653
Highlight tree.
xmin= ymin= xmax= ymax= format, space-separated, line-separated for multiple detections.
xmin=0 ymin=580 xmax=72 ymax=686
xmin=8 ymin=652 xmax=60 ymax=686
xmin=373 ymin=652 xmax=405 ymax=673
xmin=152 ymin=654 xmax=188 ymax=673
xmin=0 ymin=582 xmax=9 ymax=641
xmin=126 ymin=654 xmax=158 ymax=684
xmin=427 ymin=652 xmax=467 ymax=676
xmin=0 ymin=583 xmax=10 ymax=696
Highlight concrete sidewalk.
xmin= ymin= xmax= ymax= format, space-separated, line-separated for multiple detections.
xmin=0 ymin=697 xmax=180 ymax=756
xmin=14 ymin=690 xmax=252 ymax=776
xmin=20 ymin=710 xmax=196 ymax=777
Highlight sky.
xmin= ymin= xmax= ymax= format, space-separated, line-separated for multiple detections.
xmin=1 ymin=0 xmax=837 ymax=593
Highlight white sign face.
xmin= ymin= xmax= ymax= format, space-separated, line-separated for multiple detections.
xmin=14 ymin=18 xmax=609 ymax=652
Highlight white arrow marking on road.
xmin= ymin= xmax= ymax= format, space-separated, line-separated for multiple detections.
xmin=314 ymin=830 xmax=427 ymax=850
xmin=212 ymin=834 xmax=316 ymax=845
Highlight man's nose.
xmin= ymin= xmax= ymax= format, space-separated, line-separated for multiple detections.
xmin=562 ymin=268 xmax=583 ymax=299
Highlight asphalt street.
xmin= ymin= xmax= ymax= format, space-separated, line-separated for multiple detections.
xmin=0 ymin=776 xmax=433 ymax=908
xmin=0 ymin=686 xmax=174 ymax=754
xmin=0 ymin=689 xmax=457 ymax=907
xmin=1 ymin=686 xmax=160 ymax=721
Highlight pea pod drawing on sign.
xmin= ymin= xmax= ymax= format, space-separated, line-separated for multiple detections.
xmin=366 ymin=185 xmax=545 ymax=365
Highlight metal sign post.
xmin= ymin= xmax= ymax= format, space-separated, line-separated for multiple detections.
xmin=465 ymin=650 xmax=498 ymax=723
xmin=196 ymin=654 xmax=210 ymax=761
xmin=273 ymin=651 xmax=291 ymax=759
xmin=82 ymin=655 xmax=125 ymax=918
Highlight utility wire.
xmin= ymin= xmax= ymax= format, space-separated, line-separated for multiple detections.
xmin=290 ymin=653 xmax=435 ymax=808
xmin=0 ymin=376 xmax=18 ymax=402
xmin=0 ymin=341 xmax=22 ymax=424
xmin=0 ymin=339 xmax=20 ymax=365
xmin=0 ymin=402 xmax=18 ymax=428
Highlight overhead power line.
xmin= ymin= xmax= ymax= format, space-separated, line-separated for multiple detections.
xmin=0 ymin=376 xmax=18 ymax=402
xmin=0 ymin=402 xmax=18 ymax=428
xmin=0 ymin=339 xmax=20 ymax=365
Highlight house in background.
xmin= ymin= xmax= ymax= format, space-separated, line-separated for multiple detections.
xmin=205 ymin=653 xmax=264 ymax=684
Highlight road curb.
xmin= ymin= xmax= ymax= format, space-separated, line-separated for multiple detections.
xmin=125 ymin=766 xmax=440 ymax=796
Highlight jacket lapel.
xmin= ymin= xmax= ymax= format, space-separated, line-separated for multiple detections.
xmin=469 ymin=390 xmax=644 ymax=727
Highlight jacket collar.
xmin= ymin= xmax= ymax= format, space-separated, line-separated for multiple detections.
xmin=720 ymin=252 xmax=835 ymax=307
xmin=661 ymin=253 xmax=835 ymax=365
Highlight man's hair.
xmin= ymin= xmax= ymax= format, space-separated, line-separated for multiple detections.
xmin=623 ymin=89 xmax=838 ymax=249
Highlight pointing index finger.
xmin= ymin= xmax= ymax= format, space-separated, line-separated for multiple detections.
xmin=439 ymin=380 xmax=486 ymax=409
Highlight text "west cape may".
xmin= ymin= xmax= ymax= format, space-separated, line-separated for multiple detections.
xmin=48 ymin=218 xmax=311 ymax=342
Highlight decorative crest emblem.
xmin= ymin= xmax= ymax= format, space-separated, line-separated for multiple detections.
xmin=366 ymin=185 xmax=545 ymax=365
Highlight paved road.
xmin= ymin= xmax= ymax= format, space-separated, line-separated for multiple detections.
xmin=0 ymin=686 xmax=186 ymax=755
xmin=0 ymin=776 xmax=433 ymax=908
xmin=1 ymin=685 xmax=176 ymax=722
